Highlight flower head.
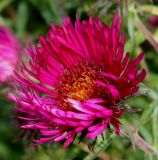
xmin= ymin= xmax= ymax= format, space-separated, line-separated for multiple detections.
xmin=148 ymin=15 xmax=158 ymax=27
xmin=8 ymin=13 xmax=146 ymax=147
xmin=0 ymin=26 xmax=19 ymax=82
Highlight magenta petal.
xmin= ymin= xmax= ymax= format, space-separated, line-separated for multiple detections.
xmin=86 ymin=123 xmax=108 ymax=139
xmin=95 ymin=110 xmax=113 ymax=118
xmin=64 ymin=133 xmax=76 ymax=148
xmin=96 ymin=80 xmax=120 ymax=98
xmin=0 ymin=26 xmax=19 ymax=82
xmin=40 ymin=130 xmax=61 ymax=136
xmin=102 ymin=72 xmax=118 ymax=81
xmin=88 ymin=123 xmax=102 ymax=132
xmin=80 ymin=120 xmax=93 ymax=126
xmin=33 ymin=136 xmax=57 ymax=144
xmin=86 ymin=98 xmax=106 ymax=104
xmin=66 ymin=111 xmax=95 ymax=120
xmin=54 ymin=132 xmax=70 ymax=142
xmin=84 ymin=102 xmax=109 ymax=111
xmin=75 ymin=126 xmax=85 ymax=132
xmin=21 ymin=124 xmax=51 ymax=130
xmin=50 ymin=108 xmax=95 ymax=120
xmin=7 ymin=93 xmax=17 ymax=102
xmin=67 ymin=98 xmax=96 ymax=115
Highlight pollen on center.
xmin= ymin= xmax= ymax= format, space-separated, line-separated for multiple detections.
xmin=55 ymin=62 xmax=104 ymax=102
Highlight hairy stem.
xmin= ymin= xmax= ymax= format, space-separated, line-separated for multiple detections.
xmin=130 ymin=126 xmax=158 ymax=157
xmin=75 ymin=141 xmax=114 ymax=160
xmin=83 ymin=134 xmax=114 ymax=160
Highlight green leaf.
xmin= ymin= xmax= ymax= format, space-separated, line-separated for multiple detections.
xmin=121 ymin=119 xmax=136 ymax=151
xmin=139 ymin=99 xmax=158 ymax=126
xmin=0 ymin=0 xmax=13 ymax=12
xmin=83 ymin=134 xmax=115 ymax=160
xmin=135 ymin=31 xmax=146 ymax=46
xmin=16 ymin=1 xmax=29 ymax=36
xmin=127 ymin=12 xmax=135 ymax=49
xmin=30 ymin=0 xmax=65 ymax=24
xmin=141 ymin=5 xmax=158 ymax=16
xmin=152 ymin=102 xmax=158 ymax=149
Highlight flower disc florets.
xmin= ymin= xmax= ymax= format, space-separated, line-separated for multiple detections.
xmin=8 ymin=13 xmax=146 ymax=147
xmin=56 ymin=62 xmax=106 ymax=105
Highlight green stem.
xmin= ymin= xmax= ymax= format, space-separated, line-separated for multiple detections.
xmin=83 ymin=134 xmax=114 ymax=160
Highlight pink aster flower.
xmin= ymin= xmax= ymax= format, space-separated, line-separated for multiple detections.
xmin=8 ymin=13 xmax=146 ymax=147
xmin=0 ymin=26 xmax=19 ymax=82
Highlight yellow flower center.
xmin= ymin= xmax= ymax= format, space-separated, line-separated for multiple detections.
xmin=56 ymin=62 xmax=105 ymax=103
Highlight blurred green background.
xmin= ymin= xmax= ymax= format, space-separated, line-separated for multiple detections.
xmin=0 ymin=0 xmax=158 ymax=160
